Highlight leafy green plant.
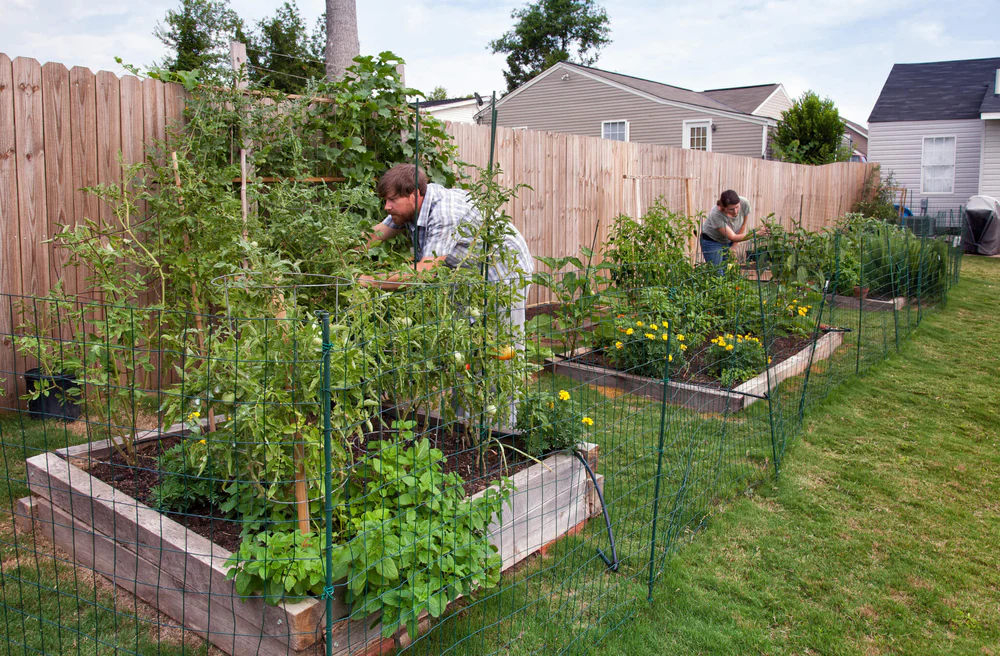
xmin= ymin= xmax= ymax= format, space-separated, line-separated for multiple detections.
xmin=516 ymin=390 xmax=585 ymax=457
xmin=226 ymin=529 xmax=327 ymax=603
xmin=532 ymin=246 xmax=599 ymax=354
xmin=603 ymin=201 xmax=697 ymax=294
xmin=227 ymin=428 xmax=512 ymax=639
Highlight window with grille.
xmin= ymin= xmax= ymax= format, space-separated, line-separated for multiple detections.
xmin=921 ymin=136 xmax=956 ymax=194
xmin=602 ymin=120 xmax=629 ymax=141
xmin=683 ymin=120 xmax=712 ymax=151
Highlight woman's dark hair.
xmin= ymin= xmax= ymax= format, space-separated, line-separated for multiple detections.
xmin=377 ymin=164 xmax=428 ymax=199
xmin=717 ymin=189 xmax=740 ymax=207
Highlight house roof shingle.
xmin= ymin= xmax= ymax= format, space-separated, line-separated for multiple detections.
xmin=868 ymin=57 xmax=1000 ymax=123
xmin=701 ymin=84 xmax=780 ymax=115
xmin=981 ymin=78 xmax=1000 ymax=114
xmin=560 ymin=62 xmax=748 ymax=114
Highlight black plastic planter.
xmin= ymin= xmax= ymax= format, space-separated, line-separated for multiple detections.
xmin=24 ymin=368 xmax=81 ymax=421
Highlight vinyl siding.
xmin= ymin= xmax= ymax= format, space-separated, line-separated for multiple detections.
xmin=491 ymin=70 xmax=767 ymax=159
xmin=755 ymin=87 xmax=793 ymax=120
xmin=980 ymin=119 xmax=1000 ymax=196
xmin=424 ymin=103 xmax=479 ymax=124
xmin=867 ymin=119 xmax=983 ymax=208
xmin=844 ymin=126 xmax=868 ymax=156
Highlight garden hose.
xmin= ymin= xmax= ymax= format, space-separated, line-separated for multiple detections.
xmin=571 ymin=448 xmax=620 ymax=572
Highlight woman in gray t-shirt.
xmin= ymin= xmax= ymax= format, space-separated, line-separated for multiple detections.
xmin=700 ymin=189 xmax=765 ymax=269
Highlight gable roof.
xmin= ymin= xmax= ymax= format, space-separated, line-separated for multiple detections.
xmin=843 ymin=118 xmax=868 ymax=137
xmin=868 ymin=57 xmax=1000 ymax=123
xmin=701 ymin=83 xmax=781 ymax=114
xmin=485 ymin=61 xmax=775 ymax=126
xmin=569 ymin=63 xmax=739 ymax=113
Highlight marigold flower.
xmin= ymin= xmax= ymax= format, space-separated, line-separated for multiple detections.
xmin=650 ymin=324 xmax=658 ymax=330
xmin=626 ymin=328 xmax=634 ymax=335
xmin=615 ymin=341 xmax=623 ymax=349
xmin=617 ymin=314 xmax=624 ymax=318
xmin=198 ymin=439 xmax=206 ymax=445
xmin=726 ymin=344 xmax=734 ymax=351
xmin=558 ymin=390 xmax=571 ymax=401
xmin=636 ymin=321 xmax=644 ymax=327
xmin=662 ymin=333 xmax=669 ymax=341
xmin=680 ymin=344 xmax=688 ymax=351
xmin=668 ymin=354 xmax=673 ymax=362
xmin=645 ymin=333 xmax=655 ymax=340
xmin=581 ymin=416 xmax=594 ymax=426
xmin=549 ymin=402 xmax=555 ymax=409
xmin=677 ymin=334 xmax=684 ymax=341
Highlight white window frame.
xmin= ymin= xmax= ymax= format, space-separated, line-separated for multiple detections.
xmin=683 ymin=119 xmax=712 ymax=152
xmin=920 ymin=135 xmax=957 ymax=195
xmin=601 ymin=120 xmax=630 ymax=142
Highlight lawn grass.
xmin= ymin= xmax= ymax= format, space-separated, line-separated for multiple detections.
xmin=602 ymin=254 xmax=1000 ymax=655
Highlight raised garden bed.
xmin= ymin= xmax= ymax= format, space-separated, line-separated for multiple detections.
xmin=18 ymin=426 xmax=603 ymax=656
xmin=546 ymin=331 xmax=843 ymax=413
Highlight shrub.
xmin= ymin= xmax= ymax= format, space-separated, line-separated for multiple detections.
xmin=516 ymin=390 xmax=584 ymax=457
xmin=705 ymin=333 xmax=768 ymax=388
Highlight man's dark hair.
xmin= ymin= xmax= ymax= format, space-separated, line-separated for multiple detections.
xmin=718 ymin=189 xmax=740 ymax=207
xmin=377 ymin=164 xmax=428 ymax=199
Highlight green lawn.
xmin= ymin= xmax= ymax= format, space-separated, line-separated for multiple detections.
xmin=604 ymin=254 xmax=1000 ymax=655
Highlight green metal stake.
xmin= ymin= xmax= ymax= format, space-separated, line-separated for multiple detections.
xmin=413 ymin=99 xmax=421 ymax=271
xmin=798 ymin=277 xmax=829 ymax=423
xmin=646 ymin=322 xmax=672 ymax=601
xmin=751 ymin=232 xmax=781 ymax=477
xmin=318 ymin=311 xmax=335 ymax=656
xmin=888 ymin=229 xmax=900 ymax=351
xmin=856 ymin=232 xmax=864 ymax=374
xmin=916 ymin=233 xmax=926 ymax=324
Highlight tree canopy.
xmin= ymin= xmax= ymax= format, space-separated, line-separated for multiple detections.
xmin=245 ymin=1 xmax=325 ymax=93
xmin=771 ymin=91 xmax=852 ymax=165
xmin=155 ymin=0 xmax=244 ymax=74
xmin=489 ymin=0 xmax=611 ymax=92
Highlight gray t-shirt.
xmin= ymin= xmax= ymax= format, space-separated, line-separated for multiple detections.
xmin=701 ymin=197 xmax=751 ymax=244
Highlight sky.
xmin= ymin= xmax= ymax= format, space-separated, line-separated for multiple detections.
xmin=1 ymin=0 xmax=996 ymax=125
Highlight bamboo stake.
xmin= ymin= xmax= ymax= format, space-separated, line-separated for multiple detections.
xmin=274 ymin=296 xmax=310 ymax=536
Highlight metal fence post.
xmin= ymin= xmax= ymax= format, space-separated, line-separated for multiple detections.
xmin=647 ymin=322 xmax=672 ymax=602
xmin=752 ymin=234 xmax=781 ymax=478
xmin=856 ymin=232 xmax=864 ymax=375
xmin=318 ymin=310 xmax=335 ymax=656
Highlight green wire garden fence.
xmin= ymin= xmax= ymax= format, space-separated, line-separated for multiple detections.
xmin=0 ymin=222 xmax=961 ymax=655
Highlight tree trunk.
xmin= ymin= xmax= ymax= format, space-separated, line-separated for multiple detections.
xmin=325 ymin=0 xmax=360 ymax=82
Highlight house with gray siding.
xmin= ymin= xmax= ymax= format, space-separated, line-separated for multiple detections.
xmin=477 ymin=62 xmax=781 ymax=159
xmin=867 ymin=57 xmax=1000 ymax=212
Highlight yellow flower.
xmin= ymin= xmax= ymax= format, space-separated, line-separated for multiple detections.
xmin=626 ymin=328 xmax=634 ymax=335
xmin=680 ymin=344 xmax=688 ymax=351
xmin=668 ymin=354 xmax=673 ymax=362
xmin=645 ymin=333 xmax=655 ymax=340
xmin=636 ymin=321 xmax=644 ymax=327
xmin=615 ymin=341 xmax=623 ymax=349
xmin=677 ymin=334 xmax=685 ymax=341
xmin=768 ymin=357 xmax=772 ymax=364
xmin=726 ymin=344 xmax=734 ymax=351
xmin=581 ymin=416 xmax=594 ymax=426
xmin=187 ymin=411 xmax=201 ymax=421
xmin=650 ymin=324 xmax=658 ymax=330
xmin=549 ymin=402 xmax=555 ymax=409
xmin=662 ymin=333 xmax=669 ymax=341
xmin=198 ymin=439 xmax=206 ymax=445
xmin=558 ymin=390 xmax=571 ymax=401
xmin=726 ymin=333 xmax=733 ymax=339
xmin=662 ymin=321 xmax=669 ymax=329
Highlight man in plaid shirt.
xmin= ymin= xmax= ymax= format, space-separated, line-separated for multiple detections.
xmin=360 ymin=164 xmax=533 ymax=325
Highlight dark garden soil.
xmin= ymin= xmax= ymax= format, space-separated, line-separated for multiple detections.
xmin=578 ymin=333 xmax=817 ymax=388
xmin=86 ymin=414 xmax=536 ymax=553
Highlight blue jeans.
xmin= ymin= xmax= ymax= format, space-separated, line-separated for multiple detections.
xmin=701 ymin=236 xmax=731 ymax=273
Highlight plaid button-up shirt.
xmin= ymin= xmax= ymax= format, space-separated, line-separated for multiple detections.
xmin=383 ymin=183 xmax=534 ymax=282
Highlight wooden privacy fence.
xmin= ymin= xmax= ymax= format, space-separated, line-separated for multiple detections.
xmin=0 ymin=53 xmax=876 ymax=403
xmin=446 ymin=122 xmax=878 ymax=269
